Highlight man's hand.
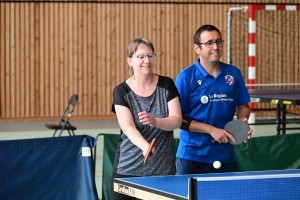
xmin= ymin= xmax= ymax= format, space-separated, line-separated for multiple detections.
xmin=210 ymin=126 xmax=236 ymax=143
xmin=241 ymin=118 xmax=253 ymax=142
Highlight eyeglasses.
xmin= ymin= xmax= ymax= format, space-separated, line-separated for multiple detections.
xmin=197 ymin=39 xmax=224 ymax=48
xmin=130 ymin=54 xmax=156 ymax=59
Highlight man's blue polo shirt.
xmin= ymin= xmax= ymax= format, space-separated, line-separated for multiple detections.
xmin=175 ymin=59 xmax=250 ymax=164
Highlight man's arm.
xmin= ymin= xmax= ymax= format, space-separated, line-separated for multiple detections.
xmin=180 ymin=116 xmax=236 ymax=143
xmin=236 ymin=104 xmax=253 ymax=140
xmin=236 ymin=104 xmax=251 ymax=120
xmin=189 ymin=119 xmax=213 ymax=133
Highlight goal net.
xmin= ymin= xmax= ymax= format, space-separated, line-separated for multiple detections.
xmin=228 ymin=5 xmax=300 ymax=120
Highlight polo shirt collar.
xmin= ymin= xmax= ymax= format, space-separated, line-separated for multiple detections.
xmin=195 ymin=59 xmax=224 ymax=77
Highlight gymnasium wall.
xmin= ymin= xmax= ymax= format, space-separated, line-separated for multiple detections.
xmin=0 ymin=0 xmax=299 ymax=121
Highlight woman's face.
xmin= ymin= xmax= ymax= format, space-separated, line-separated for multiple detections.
xmin=127 ymin=44 xmax=155 ymax=76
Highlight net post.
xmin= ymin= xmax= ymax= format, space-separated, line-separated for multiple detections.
xmin=188 ymin=177 xmax=198 ymax=200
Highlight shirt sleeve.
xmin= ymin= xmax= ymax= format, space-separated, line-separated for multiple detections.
xmin=164 ymin=76 xmax=179 ymax=102
xmin=111 ymin=83 xmax=130 ymax=114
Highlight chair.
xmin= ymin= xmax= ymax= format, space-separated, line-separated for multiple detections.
xmin=45 ymin=94 xmax=78 ymax=137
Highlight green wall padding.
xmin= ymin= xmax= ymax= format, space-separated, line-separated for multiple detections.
xmin=234 ymin=133 xmax=300 ymax=171
xmin=96 ymin=134 xmax=119 ymax=200
xmin=96 ymin=133 xmax=300 ymax=200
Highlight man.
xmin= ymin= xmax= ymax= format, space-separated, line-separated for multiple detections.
xmin=175 ymin=24 xmax=253 ymax=174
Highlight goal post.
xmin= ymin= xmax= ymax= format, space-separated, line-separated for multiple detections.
xmin=248 ymin=4 xmax=300 ymax=89
xmin=227 ymin=4 xmax=300 ymax=123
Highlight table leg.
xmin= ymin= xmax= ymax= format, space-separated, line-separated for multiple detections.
xmin=276 ymin=104 xmax=281 ymax=135
xmin=282 ymin=104 xmax=286 ymax=135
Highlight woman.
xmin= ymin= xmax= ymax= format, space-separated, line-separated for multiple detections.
xmin=111 ymin=38 xmax=182 ymax=200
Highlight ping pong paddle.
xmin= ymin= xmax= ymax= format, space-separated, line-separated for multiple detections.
xmin=225 ymin=120 xmax=249 ymax=144
xmin=212 ymin=120 xmax=249 ymax=145
xmin=143 ymin=139 xmax=156 ymax=164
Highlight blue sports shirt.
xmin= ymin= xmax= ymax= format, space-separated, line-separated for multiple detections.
xmin=175 ymin=59 xmax=250 ymax=164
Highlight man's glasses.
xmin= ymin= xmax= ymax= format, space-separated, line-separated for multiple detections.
xmin=197 ymin=39 xmax=224 ymax=48
xmin=130 ymin=54 xmax=156 ymax=59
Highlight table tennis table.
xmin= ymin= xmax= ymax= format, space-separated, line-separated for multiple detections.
xmin=248 ymin=89 xmax=300 ymax=134
xmin=113 ymin=169 xmax=300 ymax=200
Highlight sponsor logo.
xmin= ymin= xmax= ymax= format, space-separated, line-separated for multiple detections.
xmin=118 ymin=184 xmax=135 ymax=196
xmin=282 ymin=100 xmax=292 ymax=105
xmin=270 ymin=99 xmax=279 ymax=104
xmin=209 ymin=94 xmax=227 ymax=98
xmin=207 ymin=93 xmax=234 ymax=103
xmin=201 ymin=95 xmax=209 ymax=104
xmin=250 ymin=97 xmax=261 ymax=102
xmin=224 ymin=75 xmax=234 ymax=85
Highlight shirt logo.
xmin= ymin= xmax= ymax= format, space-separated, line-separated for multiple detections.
xmin=198 ymin=80 xmax=202 ymax=85
xmin=224 ymin=75 xmax=234 ymax=85
xmin=201 ymin=95 xmax=209 ymax=104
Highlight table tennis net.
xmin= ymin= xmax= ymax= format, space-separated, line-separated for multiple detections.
xmin=190 ymin=174 xmax=300 ymax=199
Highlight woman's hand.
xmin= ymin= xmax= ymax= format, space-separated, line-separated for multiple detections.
xmin=138 ymin=111 xmax=156 ymax=127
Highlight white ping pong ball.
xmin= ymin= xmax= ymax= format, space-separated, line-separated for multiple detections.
xmin=213 ymin=161 xmax=221 ymax=169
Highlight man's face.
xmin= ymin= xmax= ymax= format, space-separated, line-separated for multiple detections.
xmin=195 ymin=30 xmax=223 ymax=64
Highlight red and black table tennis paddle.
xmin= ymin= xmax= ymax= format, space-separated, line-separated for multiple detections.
xmin=143 ymin=139 xmax=156 ymax=164
xmin=212 ymin=120 xmax=249 ymax=145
